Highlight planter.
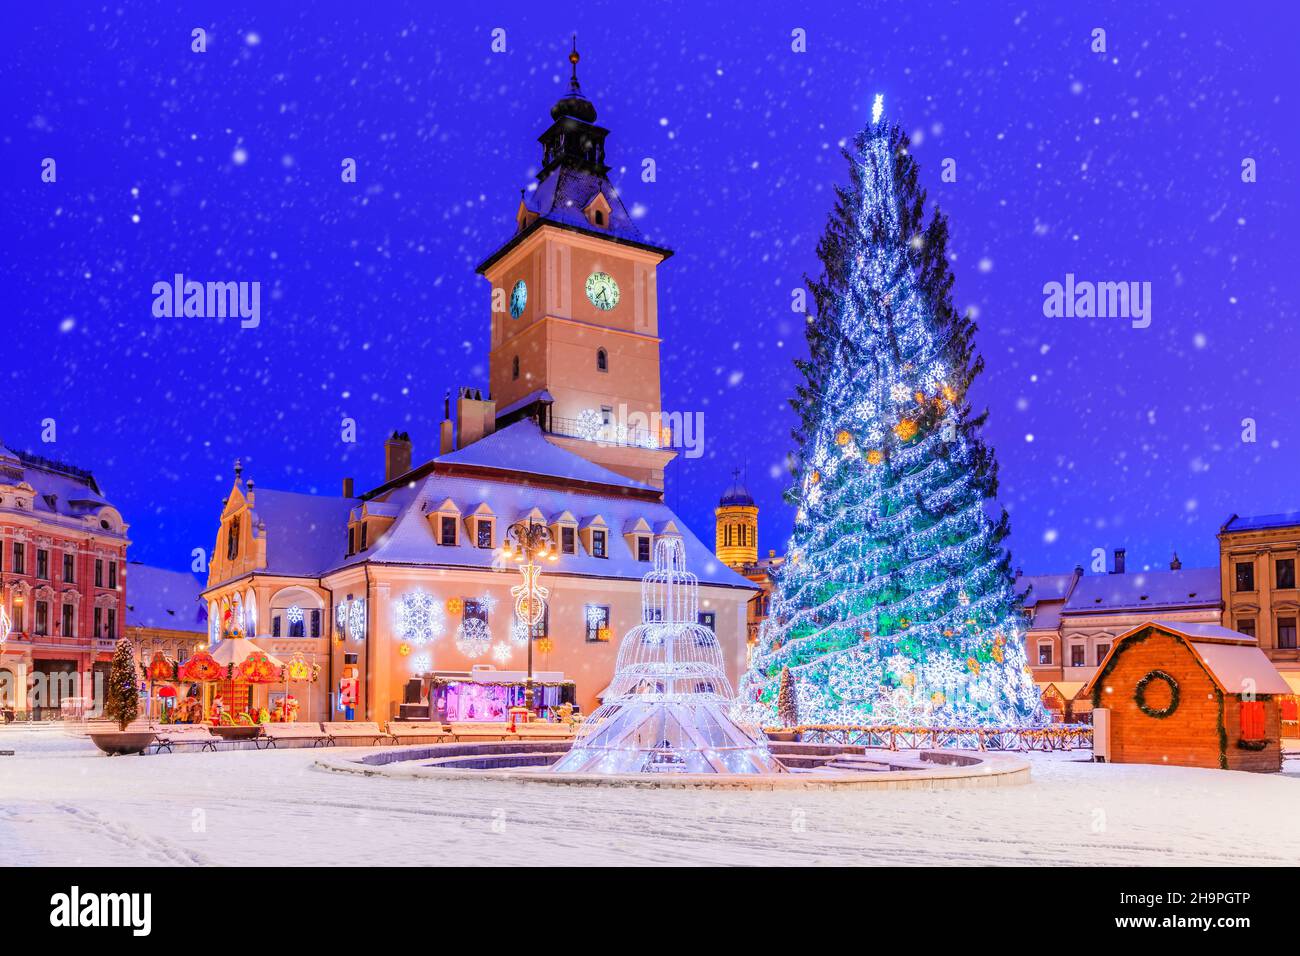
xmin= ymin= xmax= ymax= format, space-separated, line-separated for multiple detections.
xmin=209 ymin=725 xmax=263 ymax=741
xmin=89 ymin=731 xmax=156 ymax=757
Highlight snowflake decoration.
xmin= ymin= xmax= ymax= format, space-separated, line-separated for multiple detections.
xmin=411 ymin=653 xmax=432 ymax=673
xmin=395 ymin=591 xmax=445 ymax=645
xmin=335 ymin=603 xmax=348 ymax=630
xmin=510 ymin=617 xmax=529 ymax=645
xmin=348 ymin=599 xmax=366 ymax=641
xmin=586 ymin=605 xmax=607 ymax=628
xmin=491 ymin=641 xmax=513 ymax=664
xmin=889 ymin=382 xmax=911 ymax=402
xmin=455 ymin=618 xmax=492 ymax=659
xmin=575 ymin=407 xmax=604 ymax=441
xmin=287 ymin=604 xmax=303 ymax=625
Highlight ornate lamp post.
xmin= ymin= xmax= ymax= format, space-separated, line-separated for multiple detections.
xmin=502 ymin=519 xmax=558 ymax=713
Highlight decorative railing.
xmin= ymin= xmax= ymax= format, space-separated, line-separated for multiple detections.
xmin=548 ymin=415 xmax=665 ymax=450
xmin=775 ymin=724 xmax=1093 ymax=752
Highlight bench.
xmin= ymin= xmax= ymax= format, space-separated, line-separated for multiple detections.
xmin=150 ymin=724 xmax=219 ymax=753
xmin=514 ymin=722 xmax=575 ymax=739
xmin=257 ymin=722 xmax=329 ymax=749
xmin=387 ymin=721 xmax=452 ymax=744
xmin=448 ymin=721 xmax=513 ymax=741
xmin=323 ymin=721 xmax=394 ymax=746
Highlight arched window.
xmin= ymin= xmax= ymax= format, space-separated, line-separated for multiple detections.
xmin=596 ymin=348 xmax=608 ymax=373
xmin=512 ymin=356 xmax=520 ymax=380
xmin=227 ymin=517 xmax=240 ymax=560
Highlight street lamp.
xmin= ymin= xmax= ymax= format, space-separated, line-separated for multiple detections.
xmin=503 ymin=519 xmax=558 ymax=713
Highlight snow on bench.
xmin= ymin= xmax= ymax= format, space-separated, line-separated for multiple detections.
xmin=257 ymin=722 xmax=329 ymax=749
xmin=323 ymin=722 xmax=394 ymax=746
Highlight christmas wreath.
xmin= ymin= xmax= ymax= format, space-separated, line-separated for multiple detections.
xmin=1135 ymin=669 xmax=1180 ymax=718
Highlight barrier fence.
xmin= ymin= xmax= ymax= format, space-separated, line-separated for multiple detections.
xmin=775 ymin=724 xmax=1093 ymax=752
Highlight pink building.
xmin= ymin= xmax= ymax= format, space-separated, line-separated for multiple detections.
xmin=0 ymin=443 xmax=129 ymax=717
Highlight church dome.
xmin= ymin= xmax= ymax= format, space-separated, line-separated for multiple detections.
xmin=719 ymin=477 xmax=755 ymax=508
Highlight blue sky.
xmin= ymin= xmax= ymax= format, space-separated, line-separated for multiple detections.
xmin=2 ymin=0 xmax=1297 ymax=576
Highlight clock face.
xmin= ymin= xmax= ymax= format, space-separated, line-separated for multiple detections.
xmin=585 ymin=271 xmax=620 ymax=311
xmin=509 ymin=279 xmax=527 ymax=319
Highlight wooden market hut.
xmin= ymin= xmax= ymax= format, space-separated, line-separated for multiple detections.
xmin=1087 ymin=620 xmax=1290 ymax=772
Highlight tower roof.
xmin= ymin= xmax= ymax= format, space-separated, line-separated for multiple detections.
xmin=550 ymin=36 xmax=597 ymax=124
xmin=719 ymin=469 xmax=755 ymax=507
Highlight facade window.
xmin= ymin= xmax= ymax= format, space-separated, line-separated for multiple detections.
xmin=1238 ymin=618 xmax=1257 ymax=639
xmin=561 ymin=526 xmax=576 ymax=554
xmin=1235 ymin=561 xmax=1255 ymax=592
xmin=476 ymin=519 xmax=493 ymax=549
xmin=227 ymin=517 xmax=240 ymax=560
xmin=93 ymin=607 xmax=102 ymax=639
xmin=1095 ymin=643 xmax=1111 ymax=666
xmin=360 ymin=523 xmax=369 ymax=550
xmin=643 ymin=606 xmax=664 ymax=624
xmin=1037 ymin=642 xmax=1053 ymax=665
xmin=310 ymin=609 xmax=321 ymax=638
xmin=591 ymin=529 xmax=607 ymax=558
xmin=348 ymin=527 xmax=355 ymax=554
xmin=12 ymin=543 xmax=23 ymax=575
xmin=272 ymin=615 xmax=282 ymax=638
xmin=1278 ymin=617 xmax=1298 ymax=650
xmin=596 ymin=348 xmax=608 ymax=372
xmin=584 ymin=604 xmax=610 ymax=642
xmin=108 ymin=561 xmax=117 ymax=589
xmin=61 ymin=603 xmax=74 ymax=637
xmin=35 ymin=601 xmax=49 ymax=636
xmin=512 ymin=356 xmax=520 ymax=380
xmin=95 ymin=559 xmax=104 ymax=588
xmin=36 ymin=549 xmax=49 ymax=579
xmin=600 ymin=405 xmax=613 ymax=427
xmin=107 ymin=608 xmax=116 ymax=640
xmin=288 ymin=609 xmax=305 ymax=638
xmin=12 ymin=603 xmax=23 ymax=632
xmin=464 ymin=600 xmax=489 ymax=625
xmin=1277 ymin=558 xmax=1296 ymax=590
xmin=1070 ymin=644 xmax=1086 ymax=667
xmin=637 ymin=536 xmax=651 ymax=562
xmin=439 ymin=516 xmax=457 ymax=546
xmin=697 ymin=611 xmax=716 ymax=632
xmin=62 ymin=553 xmax=74 ymax=583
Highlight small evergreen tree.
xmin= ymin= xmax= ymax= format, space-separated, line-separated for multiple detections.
xmin=739 ymin=97 xmax=1044 ymax=728
xmin=104 ymin=636 xmax=139 ymax=731
xmin=776 ymin=666 xmax=798 ymax=727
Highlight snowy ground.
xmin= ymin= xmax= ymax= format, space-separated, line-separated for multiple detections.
xmin=1 ymin=728 xmax=1297 ymax=866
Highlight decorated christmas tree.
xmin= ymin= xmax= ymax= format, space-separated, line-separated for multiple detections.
xmin=104 ymin=636 xmax=140 ymax=731
xmin=738 ymin=97 xmax=1045 ymax=729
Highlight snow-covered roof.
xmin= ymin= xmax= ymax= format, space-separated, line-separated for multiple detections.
xmin=1221 ymin=511 xmax=1300 ymax=533
xmin=249 ymin=488 xmax=357 ymax=577
xmin=496 ymin=388 xmax=554 ymax=419
xmin=336 ymin=469 xmax=752 ymax=589
xmin=434 ymin=420 xmax=653 ymax=491
xmin=1089 ymin=620 xmax=1292 ymax=697
xmin=525 ymin=166 xmax=650 ymax=247
xmin=1015 ymin=572 xmax=1077 ymax=605
xmin=0 ymin=446 xmax=123 ymax=532
xmin=1061 ymin=567 xmax=1219 ymax=615
xmin=124 ymin=564 xmax=207 ymax=633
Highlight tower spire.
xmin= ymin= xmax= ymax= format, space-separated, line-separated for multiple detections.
xmin=569 ymin=34 xmax=580 ymax=90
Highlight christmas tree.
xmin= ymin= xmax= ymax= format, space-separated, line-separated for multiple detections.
xmin=104 ymin=636 xmax=140 ymax=731
xmin=739 ymin=96 xmax=1045 ymax=729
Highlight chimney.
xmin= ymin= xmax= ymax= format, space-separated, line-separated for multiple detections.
xmin=454 ymin=387 xmax=497 ymax=450
xmin=342 ymin=477 xmax=354 ymax=498
xmin=384 ymin=431 xmax=412 ymax=482
xmin=1112 ymin=548 xmax=1126 ymax=575
xmin=1170 ymin=551 xmax=1182 ymax=571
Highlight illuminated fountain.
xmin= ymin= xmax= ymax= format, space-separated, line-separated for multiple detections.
xmin=550 ymin=537 xmax=785 ymax=775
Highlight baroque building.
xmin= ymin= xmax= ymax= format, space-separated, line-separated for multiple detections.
xmin=0 ymin=443 xmax=128 ymax=717
xmin=199 ymin=48 xmax=757 ymax=723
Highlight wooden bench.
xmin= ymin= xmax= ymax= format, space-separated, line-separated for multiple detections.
xmin=387 ymin=721 xmax=452 ymax=744
xmin=150 ymin=724 xmax=218 ymax=753
xmin=514 ymin=722 xmax=575 ymax=739
xmin=256 ymin=722 xmax=329 ymax=749
xmin=448 ymin=721 xmax=513 ymax=741
xmin=323 ymin=721 xmax=394 ymax=746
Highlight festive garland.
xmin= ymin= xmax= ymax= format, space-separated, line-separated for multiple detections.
xmin=1134 ymin=669 xmax=1180 ymax=719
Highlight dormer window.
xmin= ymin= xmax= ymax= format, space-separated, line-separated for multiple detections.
xmin=596 ymin=348 xmax=608 ymax=373
xmin=227 ymin=517 xmax=240 ymax=560
xmin=512 ymin=356 xmax=520 ymax=380
xmin=637 ymin=536 xmax=651 ymax=562
xmin=476 ymin=518 xmax=494 ymax=549
xmin=561 ymin=526 xmax=576 ymax=554
xmin=360 ymin=522 xmax=369 ymax=550
xmin=592 ymin=529 xmax=607 ymax=558
xmin=594 ymin=210 xmax=604 ymax=225
xmin=440 ymin=515 xmax=458 ymax=546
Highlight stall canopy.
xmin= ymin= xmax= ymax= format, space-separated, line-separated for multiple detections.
xmin=209 ymin=637 xmax=285 ymax=671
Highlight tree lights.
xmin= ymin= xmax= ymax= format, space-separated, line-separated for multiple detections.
xmin=737 ymin=97 xmax=1045 ymax=730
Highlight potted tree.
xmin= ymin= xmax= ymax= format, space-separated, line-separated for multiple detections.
xmin=766 ymin=667 xmax=802 ymax=742
xmin=89 ymin=637 xmax=153 ymax=756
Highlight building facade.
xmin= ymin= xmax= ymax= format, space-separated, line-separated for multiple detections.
xmin=712 ymin=475 xmax=783 ymax=653
xmin=123 ymin=562 xmax=208 ymax=672
xmin=0 ymin=444 xmax=129 ymax=717
xmin=200 ymin=48 xmax=758 ymax=723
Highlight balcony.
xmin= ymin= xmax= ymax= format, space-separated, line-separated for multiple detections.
xmin=548 ymin=415 xmax=665 ymax=450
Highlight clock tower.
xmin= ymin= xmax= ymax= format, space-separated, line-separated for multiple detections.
xmin=476 ymin=40 xmax=677 ymax=490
